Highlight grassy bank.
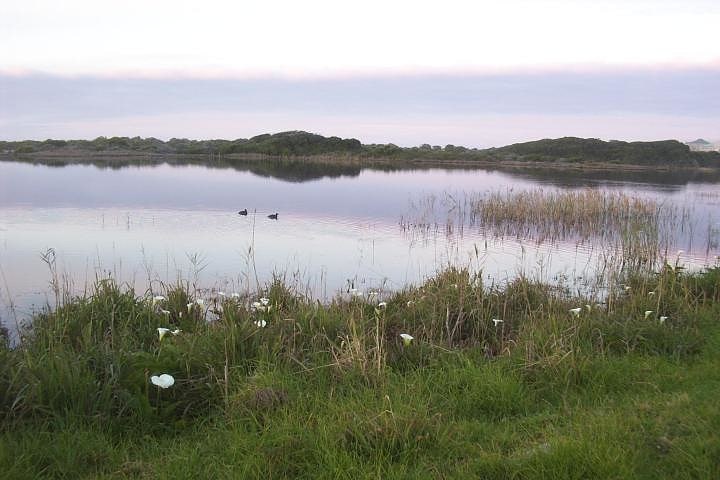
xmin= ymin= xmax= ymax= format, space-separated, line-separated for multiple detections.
xmin=1 ymin=265 xmax=719 ymax=479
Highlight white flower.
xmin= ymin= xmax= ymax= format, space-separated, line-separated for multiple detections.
xmin=160 ymin=309 xmax=171 ymax=315
xmin=492 ymin=318 xmax=504 ymax=327
xmin=378 ymin=301 xmax=387 ymax=308
xmin=648 ymin=291 xmax=655 ymax=296
xmin=152 ymin=295 xmax=166 ymax=304
xmin=150 ymin=374 xmax=175 ymax=389
xmin=186 ymin=302 xmax=194 ymax=312
xmin=260 ymin=297 xmax=270 ymax=306
xmin=644 ymin=310 xmax=653 ymax=319
xmin=157 ymin=327 xmax=170 ymax=341
xmin=569 ymin=308 xmax=581 ymax=317
xmin=407 ymin=300 xmax=414 ymax=307
xmin=624 ymin=286 xmax=632 ymax=292
xmin=400 ymin=333 xmax=414 ymax=346
xmin=158 ymin=327 xmax=180 ymax=340
xmin=585 ymin=304 xmax=592 ymax=312
xmin=659 ymin=316 xmax=668 ymax=323
xmin=254 ymin=319 xmax=267 ymax=328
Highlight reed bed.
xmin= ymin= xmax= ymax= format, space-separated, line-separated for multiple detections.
xmin=401 ymin=188 xmax=711 ymax=274
xmin=470 ymin=189 xmax=661 ymax=242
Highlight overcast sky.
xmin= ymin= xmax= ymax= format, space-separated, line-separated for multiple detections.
xmin=1 ymin=0 xmax=718 ymax=146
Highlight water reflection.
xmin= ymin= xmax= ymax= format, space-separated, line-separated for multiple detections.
xmin=8 ymin=154 xmax=720 ymax=186
xmin=1 ymin=158 xmax=718 ymax=331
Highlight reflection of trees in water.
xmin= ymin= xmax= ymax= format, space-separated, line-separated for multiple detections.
xmin=3 ymin=155 xmax=364 ymax=182
xmin=489 ymin=165 xmax=720 ymax=188
xmin=4 ymin=154 xmax=720 ymax=186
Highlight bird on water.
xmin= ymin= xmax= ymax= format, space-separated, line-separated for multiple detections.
xmin=268 ymin=213 xmax=278 ymax=220
xmin=238 ymin=209 xmax=248 ymax=216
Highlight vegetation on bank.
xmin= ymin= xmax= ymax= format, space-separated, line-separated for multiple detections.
xmin=3 ymin=130 xmax=719 ymax=168
xmin=1 ymin=262 xmax=719 ymax=478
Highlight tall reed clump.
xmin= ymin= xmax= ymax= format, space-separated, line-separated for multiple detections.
xmin=468 ymin=189 xmax=663 ymax=243
xmin=0 ymin=263 xmax=716 ymax=429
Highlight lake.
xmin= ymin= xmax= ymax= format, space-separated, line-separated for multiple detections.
xmin=1 ymin=158 xmax=719 ymax=330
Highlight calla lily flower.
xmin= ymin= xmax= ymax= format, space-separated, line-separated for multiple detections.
xmin=158 ymin=327 xmax=181 ymax=340
xmin=585 ymin=304 xmax=592 ymax=312
xmin=150 ymin=374 xmax=175 ymax=389
xmin=648 ymin=291 xmax=655 ymax=296
xmin=644 ymin=310 xmax=653 ymax=319
xmin=152 ymin=295 xmax=166 ymax=304
xmin=569 ymin=308 xmax=581 ymax=316
xmin=160 ymin=309 xmax=171 ymax=315
xmin=378 ymin=302 xmax=387 ymax=308
xmin=400 ymin=333 xmax=414 ymax=346
xmin=492 ymin=318 xmax=504 ymax=327
xmin=254 ymin=319 xmax=267 ymax=328
xmin=659 ymin=316 xmax=668 ymax=323
xmin=157 ymin=327 xmax=170 ymax=341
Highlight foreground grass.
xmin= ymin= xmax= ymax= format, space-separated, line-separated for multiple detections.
xmin=1 ymin=265 xmax=719 ymax=479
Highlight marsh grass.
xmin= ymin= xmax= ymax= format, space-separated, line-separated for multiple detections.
xmin=401 ymin=189 xmax=715 ymax=277
xmin=1 ymin=259 xmax=719 ymax=477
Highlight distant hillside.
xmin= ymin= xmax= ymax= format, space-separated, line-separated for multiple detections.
xmin=487 ymin=137 xmax=720 ymax=167
xmin=2 ymin=132 xmax=719 ymax=168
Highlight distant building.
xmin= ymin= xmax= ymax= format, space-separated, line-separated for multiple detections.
xmin=686 ymin=139 xmax=719 ymax=152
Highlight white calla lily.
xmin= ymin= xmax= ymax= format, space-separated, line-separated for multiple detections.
xmin=150 ymin=374 xmax=175 ymax=389
xmin=492 ymin=318 xmax=504 ymax=327
xmin=644 ymin=310 xmax=653 ymax=319
xmin=400 ymin=333 xmax=414 ymax=346
xmin=569 ymin=308 xmax=581 ymax=316
xmin=157 ymin=327 xmax=170 ymax=341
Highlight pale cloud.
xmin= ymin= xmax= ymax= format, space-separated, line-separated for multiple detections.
xmin=2 ymin=71 xmax=718 ymax=144
xmin=1 ymin=0 xmax=719 ymax=77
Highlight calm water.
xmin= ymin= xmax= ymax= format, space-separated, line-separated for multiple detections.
xmin=1 ymin=159 xmax=719 ymax=328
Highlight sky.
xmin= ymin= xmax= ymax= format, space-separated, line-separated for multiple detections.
xmin=1 ymin=0 xmax=719 ymax=146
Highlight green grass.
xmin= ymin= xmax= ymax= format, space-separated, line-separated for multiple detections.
xmin=1 ymin=265 xmax=719 ymax=479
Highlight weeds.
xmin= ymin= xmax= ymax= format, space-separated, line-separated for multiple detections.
xmin=0 ymin=264 xmax=718 ymax=478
